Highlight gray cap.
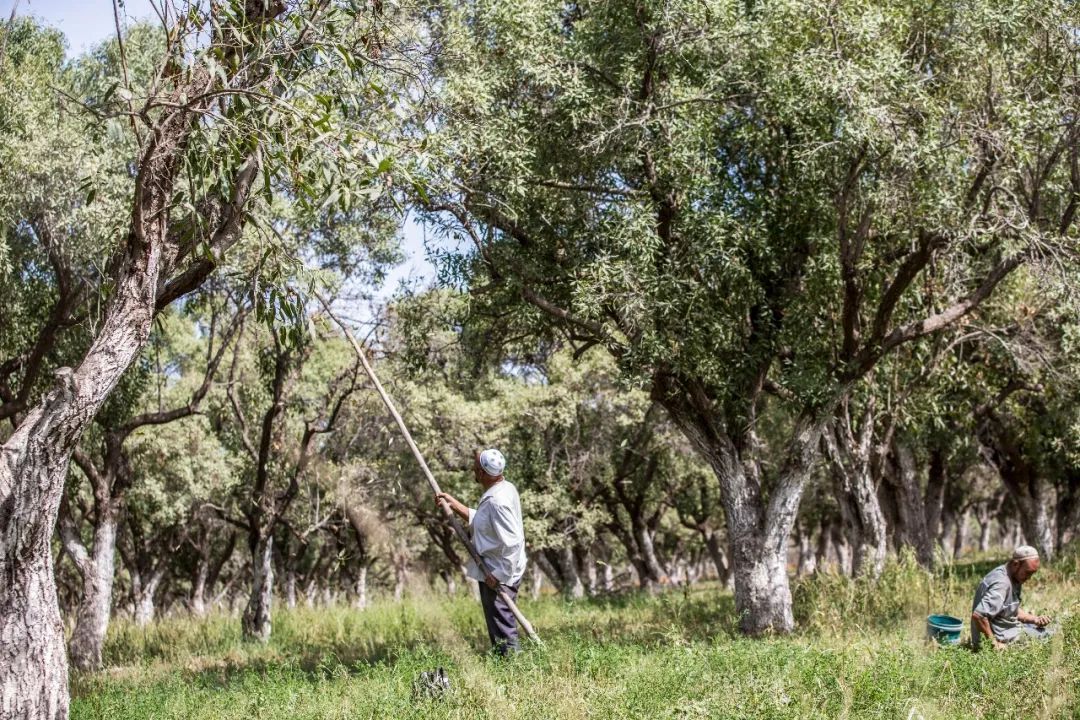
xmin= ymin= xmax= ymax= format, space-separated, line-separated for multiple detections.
xmin=1012 ymin=545 xmax=1039 ymax=561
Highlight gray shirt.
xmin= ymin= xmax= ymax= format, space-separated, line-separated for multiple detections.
xmin=466 ymin=480 xmax=527 ymax=586
xmin=971 ymin=564 xmax=1022 ymax=648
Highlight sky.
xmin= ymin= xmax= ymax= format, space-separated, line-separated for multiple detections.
xmin=12 ymin=0 xmax=440 ymax=305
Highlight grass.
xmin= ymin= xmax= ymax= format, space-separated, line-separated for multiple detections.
xmin=71 ymin=554 xmax=1080 ymax=719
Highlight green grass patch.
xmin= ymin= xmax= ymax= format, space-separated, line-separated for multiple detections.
xmin=71 ymin=557 xmax=1080 ymax=719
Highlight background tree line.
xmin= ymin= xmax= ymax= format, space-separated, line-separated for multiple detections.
xmin=1 ymin=0 xmax=1078 ymax=717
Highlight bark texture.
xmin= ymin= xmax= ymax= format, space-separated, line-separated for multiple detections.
xmin=242 ymin=537 xmax=274 ymax=642
xmin=822 ymin=410 xmax=888 ymax=578
xmin=1 ymin=2 xmax=276 ymax=709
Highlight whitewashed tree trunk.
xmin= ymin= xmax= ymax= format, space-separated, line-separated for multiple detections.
xmin=823 ymin=413 xmax=888 ymax=578
xmin=582 ymin=546 xmax=598 ymax=595
xmin=953 ymin=510 xmax=969 ymax=559
xmin=439 ymin=567 xmax=455 ymax=598
xmin=635 ymin=525 xmax=668 ymax=589
xmin=284 ymin=567 xmax=298 ymax=610
xmin=923 ymin=448 xmax=948 ymax=550
xmin=833 ymin=530 xmax=853 ymax=577
xmin=699 ymin=528 xmax=734 ymax=587
xmin=794 ymin=521 xmax=816 ymax=577
xmin=191 ymin=530 xmax=235 ymax=617
xmin=64 ymin=513 xmax=119 ymax=670
xmin=530 ymin=564 xmax=543 ymax=600
xmin=191 ymin=556 xmax=210 ymax=617
xmin=560 ymin=546 xmax=585 ymax=599
xmin=0 ymin=529 xmax=69 ymax=719
xmin=815 ymin=519 xmax=834 ymax=572
xmin=354 ymin=566 xmax=369 ymax=608
xmin=134 ymin=567 xmax=166 ymax=627
xmin=282 ymin=536 xmax=297 ymax=610
xmin=242 ymin=536 xmax=274 ymax=641
xmin=393 ymin=553 xmax=408 ymax=602
xmin=666 ymin=403 xmax=828 ymax=634
xmin=978 ymin=517 xmax=992 ymax=553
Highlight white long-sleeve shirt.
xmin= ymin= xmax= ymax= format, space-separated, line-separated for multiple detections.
xmin=466 ymin=480 xmax=527 ymax=586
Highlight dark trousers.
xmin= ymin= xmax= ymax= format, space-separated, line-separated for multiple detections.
xmin=478 ymin=582 xmax=520 ymax=655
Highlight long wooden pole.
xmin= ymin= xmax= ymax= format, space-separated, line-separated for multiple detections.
xmin=316 ymin=295 xmax=540 ymax=644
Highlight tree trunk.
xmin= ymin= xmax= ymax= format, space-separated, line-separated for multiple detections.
xmin=634 ymin=522 xmax=668 ymax=590
xmin=703 ymin=530 xmax=731 ymax=584
xmin=832 ymin=522 xmax=852 ymax=576
xmin=530 ymin=563 xmax=543 ymax=600
xmin=133 ymin=568 xmax=165 ymax=627
xmin=1 ymin=247 xmax=166 ymax=715
xmin=923 ymin=447 xmax=947 ymax=550
xmin=602 ymin=561 xmax=614 ymax=591
xmin=579 ymin=545 xmax=598 ymax=596
xmin=794 ymin=521 xmax=816 ymax=577
xmin=442 ymin=567 xmax=457 ymax=596
xmin=533 ymin=549 xmax=583 ymax=598
xmin=977 ymin=517 xmax=992 ymax=553
xmin=972 ymin=496 xmax=1000 ymax=554
xmin=729 ymin=545 xmax=793 ymax=635
xmin=66 ymin=513 xmax=119 ymax=671
xmin=815 ymin=517 xmax=833 ymax=572
xmin=281 ymin=533 xmax=297 ymax=610
xmin=284 ymin=566 xmax=298 ymax=610
xmin=1018 ymin=502 xmax=1051 ymax=557
xmin=889 ymin=441 xmax=935 ymax=567
xmin=979 ymin=413 xmax=1054 ymax=561
xmin=242 ymin=536 xmax=274 ymax=642
xmin=393 ymin=553 xmax=408 ymax=602
xmin=559 ymin=545 xmax=585 ymax=598
xmin=1054 ymin=469 xmax=1080 ymax=556
xmin=0 ymin=531 xmax=69 ymax=718
xmin=823 ymin=413 xmax=888 ymax=578
xmin=953 ymin=509 xmax=969 ymax=560
xmin=354 ymin=565 xmax=369 ymax=609
xmin=191 ymin=530 xmax=235 ymax=617
xmin=660 ymin=386 xmax=834 ymax=634
xmin=191 ymin=554 xmax=210 ymax=617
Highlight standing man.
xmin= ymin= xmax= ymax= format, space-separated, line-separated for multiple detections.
xmin=436 ymin=448 xmax=528 ymax=655
xmin=970 ymin=545 xmax=1054 ymax=650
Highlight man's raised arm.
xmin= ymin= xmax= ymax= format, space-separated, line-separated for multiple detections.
xmin=435 ymin=492 xmax=473 ymax=523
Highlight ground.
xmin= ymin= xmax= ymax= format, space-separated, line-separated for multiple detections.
xmin=71 ymin=555 xmax=1080 ymax=719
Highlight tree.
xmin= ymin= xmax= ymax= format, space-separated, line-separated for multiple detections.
xmin=58 ymin=297 xmax=242 ymax=668
xmin=0 ymin=2 xmax=402 ymax=714
xmin=422 ymin=0 xmax=1080 ymax=633
xmin=211 ymin=316 xmax=362 ymax=640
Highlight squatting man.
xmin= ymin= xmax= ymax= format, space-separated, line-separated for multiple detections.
xmin=436 ymin=448 xmax=527 ymax=655
xmin=970 ymin=545 xmax=1055 ymax=650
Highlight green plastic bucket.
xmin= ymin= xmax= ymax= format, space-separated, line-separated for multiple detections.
xmin=926 ymin=614 xmax=963 ymax=645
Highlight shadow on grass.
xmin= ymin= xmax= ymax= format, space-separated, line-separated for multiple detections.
xmin=942 ymin=558 xmax=1001 ymax=583
xmin=530 ymin=589 xmax=741 ymax=647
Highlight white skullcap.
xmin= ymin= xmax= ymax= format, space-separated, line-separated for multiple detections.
xmin=478 ymin=448 xmax=506 ymax=477
xmin=1012 ymin=545 xmax=1039 ymax=561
